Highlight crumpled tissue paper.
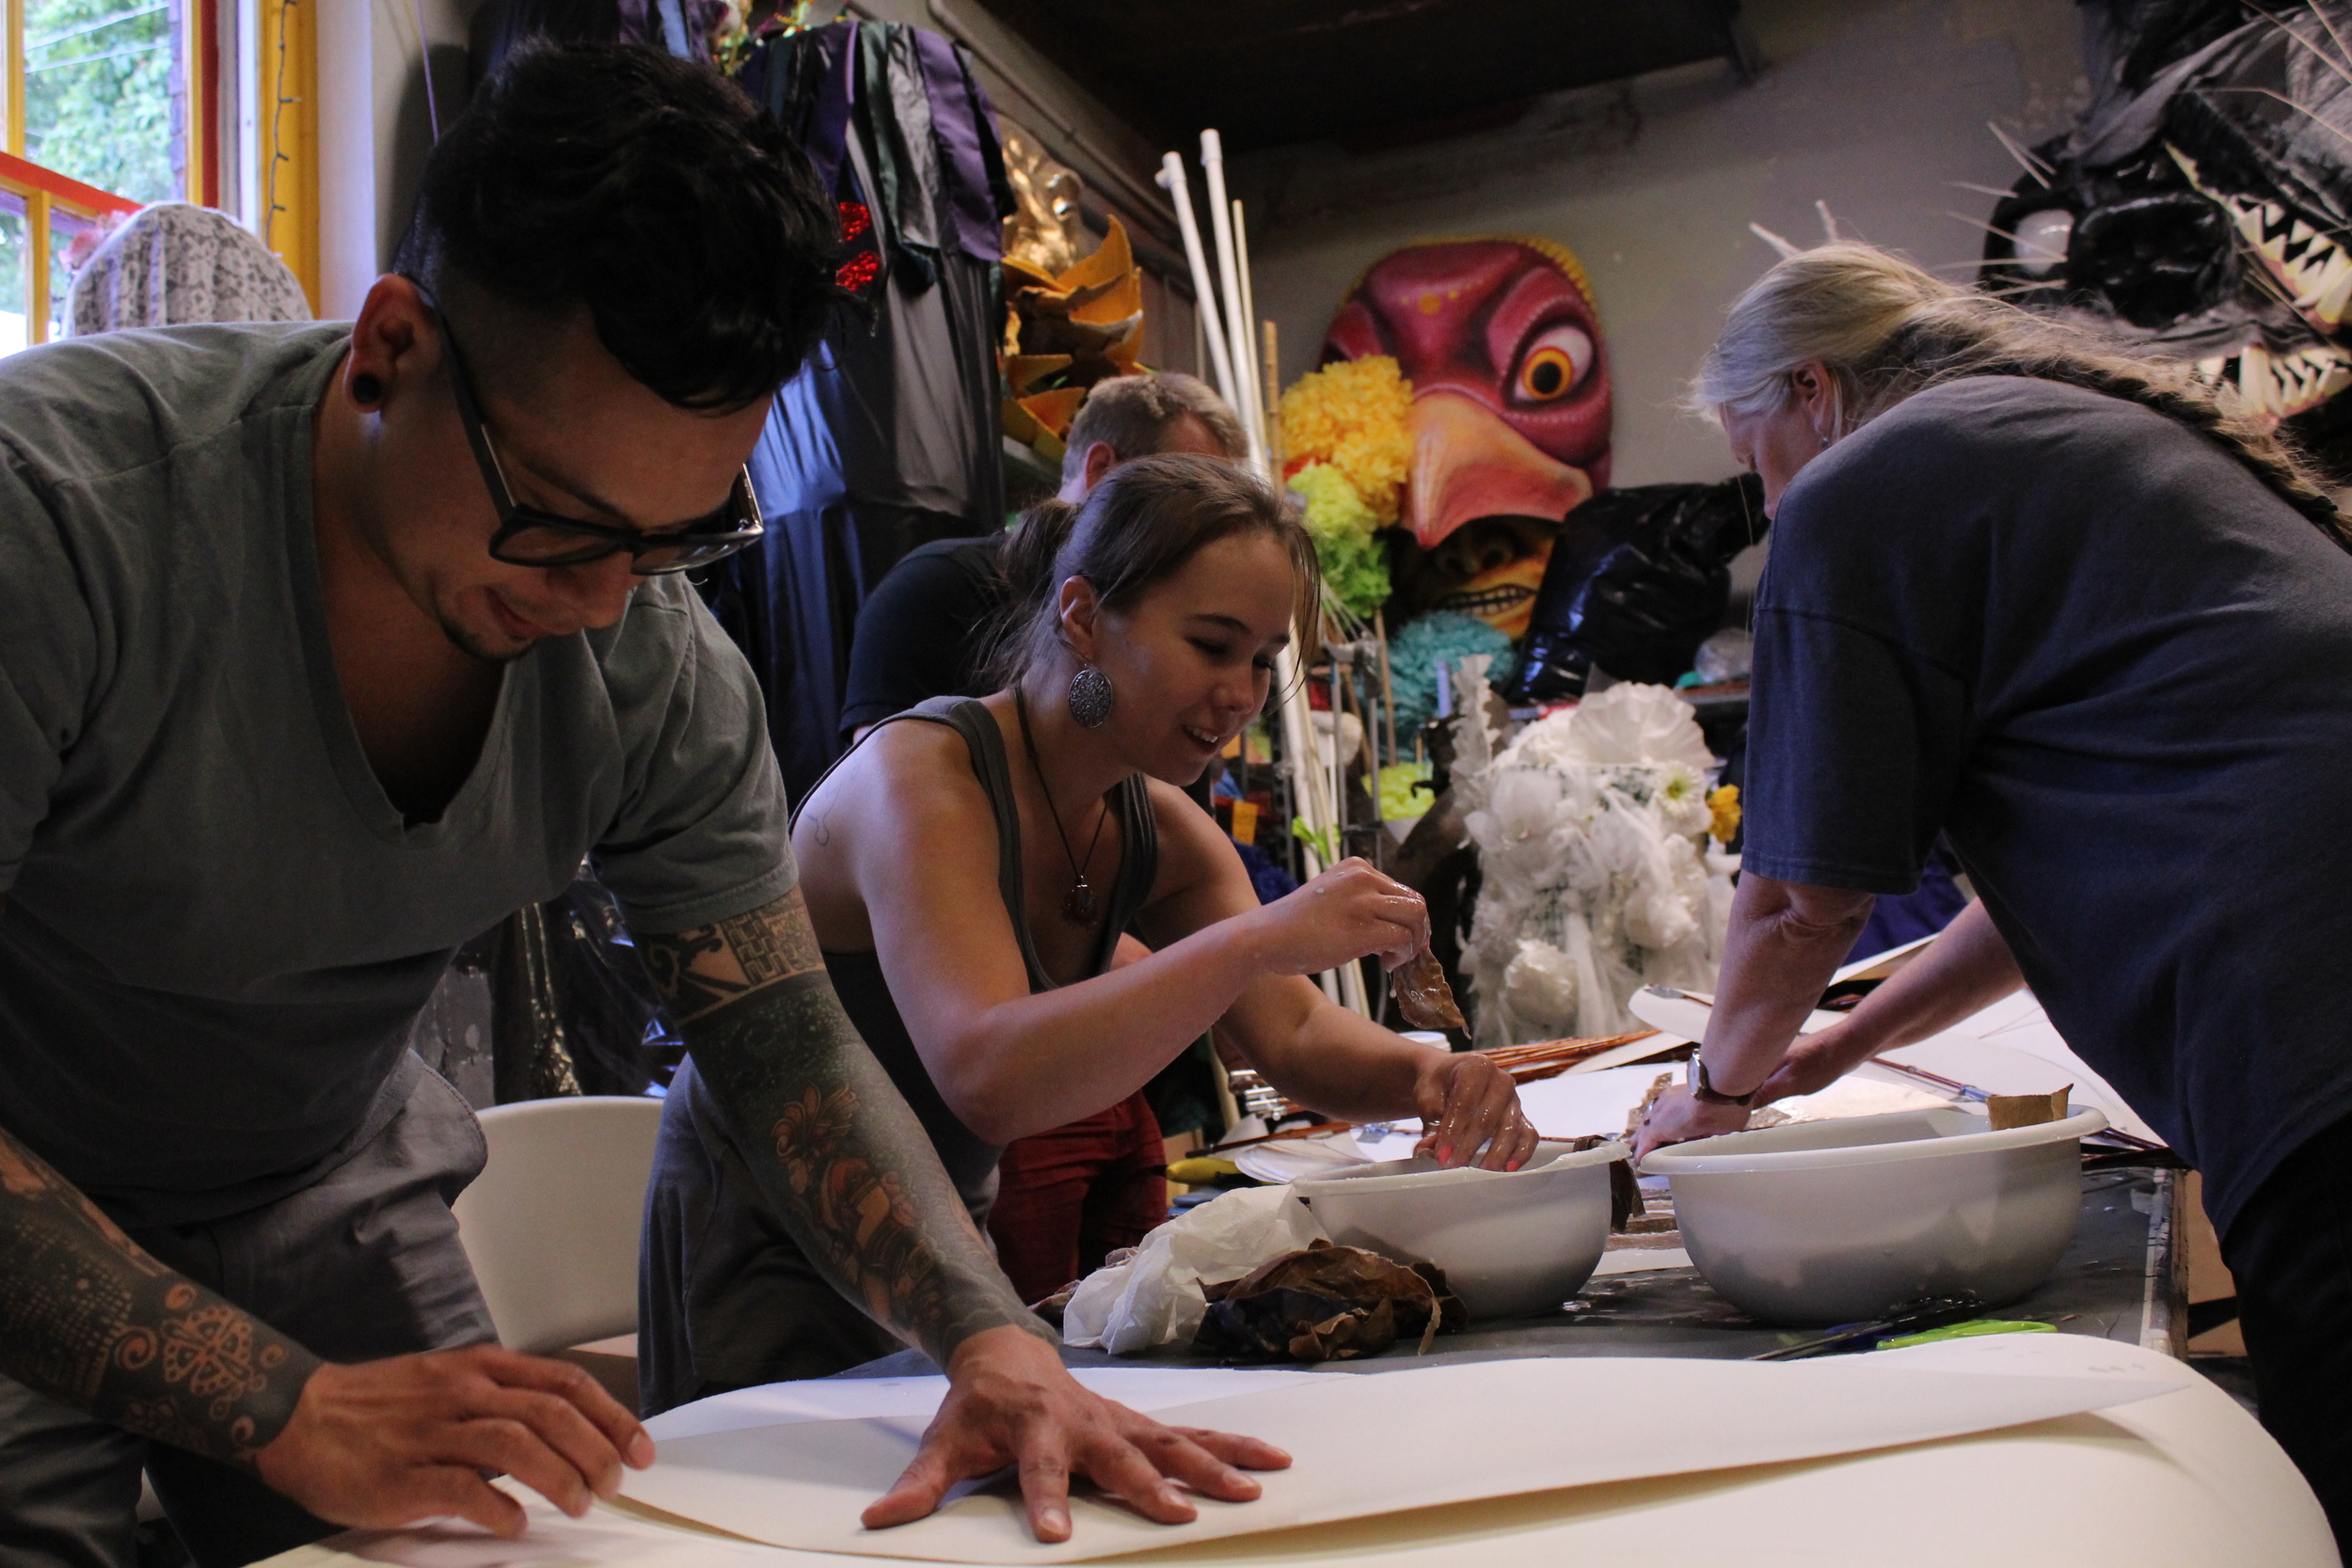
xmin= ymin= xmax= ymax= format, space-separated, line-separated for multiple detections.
xmin=1061 ymin=1185 xmax=1326 ymax=1354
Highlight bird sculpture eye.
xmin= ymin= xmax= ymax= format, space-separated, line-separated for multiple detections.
xmin=1514 ymin=325 xmax=1593 ymax=402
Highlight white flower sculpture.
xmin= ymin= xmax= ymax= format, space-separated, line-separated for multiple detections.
xmin=1454 ymin=676 xmax=1736 ymax=1044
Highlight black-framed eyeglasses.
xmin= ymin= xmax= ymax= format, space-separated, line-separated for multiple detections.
xmin=431 ymin=305 xmax=765 ymax=576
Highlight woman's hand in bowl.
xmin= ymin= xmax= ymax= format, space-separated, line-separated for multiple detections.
xmin=1242 ymin=858 xmax=1429 ymax=977
xmin=1411 ymin=1050 xmax=1538 ymax=1170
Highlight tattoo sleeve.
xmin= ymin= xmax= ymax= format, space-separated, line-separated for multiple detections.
xmin=641 ymin=888 xmax=1044 ymax=1364
xmin=0 ymin=1125 xmax=319 ymax=1466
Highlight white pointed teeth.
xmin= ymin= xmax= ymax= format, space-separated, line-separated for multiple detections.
xmin=2229 ymin=194 xmax=2352 ymax=325
xmin=2165 ymin=142 xmax=2352 ymax=329
xmin=2220 ymin=341 xmax=2352 ymax=419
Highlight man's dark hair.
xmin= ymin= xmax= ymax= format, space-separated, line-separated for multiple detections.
xmin=395 ymin=41 xmax=838 ymax=411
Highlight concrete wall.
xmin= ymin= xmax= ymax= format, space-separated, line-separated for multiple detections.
xmin=315 ymin=0 xmax=475 ymax=321
xmin=1228 ymin=0 xmax=2090 ymax=488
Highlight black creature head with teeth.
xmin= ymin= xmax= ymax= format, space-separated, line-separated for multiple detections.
xmin=1979 ymin=0 xmax=2352 ymax=476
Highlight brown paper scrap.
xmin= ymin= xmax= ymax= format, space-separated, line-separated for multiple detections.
xmin=1987 ymin=1085 xmax=2072 ymax=1130
xmin=1391 ymin=950 xmax=1466 ymax=1031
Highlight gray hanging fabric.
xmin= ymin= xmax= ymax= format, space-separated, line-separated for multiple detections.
xmin=884 ymin=27 xmax=944 ymax=266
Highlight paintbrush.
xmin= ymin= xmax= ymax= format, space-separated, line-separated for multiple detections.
xmin=1749 ymin=1294 xmax=1986 ymax=1360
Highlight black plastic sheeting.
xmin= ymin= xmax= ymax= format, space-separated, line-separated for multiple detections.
xmin=1503 ymin=474 xmax=1767 ymax=705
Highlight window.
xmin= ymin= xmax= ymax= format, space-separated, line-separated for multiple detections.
xmin=0 ymin=0 xmax=214 ymax=348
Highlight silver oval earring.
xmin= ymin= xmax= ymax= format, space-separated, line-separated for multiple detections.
xmin=1819 ymin=434 xmax=1831 ymax=449
xmin=1068 ymin=664 xmax=1114 ymax=728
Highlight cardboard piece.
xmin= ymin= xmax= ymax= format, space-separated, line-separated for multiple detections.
xmin=621 ymin=1351 xmax=2187 ymax=1564
xmin=1988 ymin=1085 xmax=2073 ymax=1131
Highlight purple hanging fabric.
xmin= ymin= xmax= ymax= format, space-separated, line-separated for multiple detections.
xmin=958 ymin=51 xmax=1015 ymax=233
xmin=803 ymin=22 xmax=862 ymax=199
xmin=913 ymin=28 xmax=1000 ymax=261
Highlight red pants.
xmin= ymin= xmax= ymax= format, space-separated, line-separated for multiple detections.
xmin=988 ymin=1091 xmax=1169 ymax=1306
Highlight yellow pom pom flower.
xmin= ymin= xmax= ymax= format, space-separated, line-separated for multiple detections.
xmin=1378 ymin=761 xmax=1436 ymax=822
xmin=1279 ymin=356 xmax=1414 ymax=529
xmin=1708 ymin=784 xmax=1742 ymax=845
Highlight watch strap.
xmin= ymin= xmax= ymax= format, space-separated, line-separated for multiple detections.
xmin=1692 ymin=1055 xmax=1761 ymax=1108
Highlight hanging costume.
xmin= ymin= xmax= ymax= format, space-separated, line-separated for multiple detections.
xmin=707 ymin=23 xmax=1015 ymax=802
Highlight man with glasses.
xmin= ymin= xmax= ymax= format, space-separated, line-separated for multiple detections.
xmin=0 ymin=43 xmax=1279 ymax=1568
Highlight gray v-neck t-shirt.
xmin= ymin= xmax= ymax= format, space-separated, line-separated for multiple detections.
xmin=0 ymin=324 xmax=796 ymax=1227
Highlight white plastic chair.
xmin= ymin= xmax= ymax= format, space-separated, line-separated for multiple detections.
xmin=452 ymin=1095 xmax=665 ymax=1354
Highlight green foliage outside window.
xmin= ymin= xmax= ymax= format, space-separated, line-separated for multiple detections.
xmin=25 ymin=0 xmax=180 ymax=202
xmin=0 ymin=1 xmax=182 ymax=331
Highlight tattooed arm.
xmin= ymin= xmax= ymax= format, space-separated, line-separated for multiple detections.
xmin=0 ymin=1110 xmax=650 ymax=1537
xmin=642 ymin=885 xmax=1040 ymax=1359
xmin=0 ymin=1124 xmax=314 ymax=1463
xmin=641 ymin=888 xmax=1288 ymax=1542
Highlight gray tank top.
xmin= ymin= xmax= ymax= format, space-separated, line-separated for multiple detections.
xmin=790 ymin=696 xmax=1158 ymax=1222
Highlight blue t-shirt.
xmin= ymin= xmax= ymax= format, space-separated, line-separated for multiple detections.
xmin=0 ymin=325 xmax=796 ymax=1226
xmin=1743 ymin=374 xmax=2352 ymax=1235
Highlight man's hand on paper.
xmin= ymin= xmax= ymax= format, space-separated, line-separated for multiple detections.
xmin=253 ymin=1345 xmax=654 ymax=1536
xmin=862 ymin=1323 xmax=1292 ymax=1543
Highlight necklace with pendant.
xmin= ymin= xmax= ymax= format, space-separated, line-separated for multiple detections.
xmin=1016 ymin=689 xmax=1111 ymax=927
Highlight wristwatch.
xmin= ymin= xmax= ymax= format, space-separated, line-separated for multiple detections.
xmin=1690 ymin=1055 xmax=1762 ymax=1108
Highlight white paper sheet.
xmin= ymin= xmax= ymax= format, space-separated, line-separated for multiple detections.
xmin=1591 ymin=1244 xmax=1693 ymax=1275
xmin=646 ymin=1368 xmax=1323 ymax=1443
xmin=621 ymin=1350 xmax=2188 ymax=1564
xmin=1511 ymin=1062 xmax=1686 ymax=1140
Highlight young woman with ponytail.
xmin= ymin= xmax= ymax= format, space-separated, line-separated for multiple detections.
xmin=1634 ymin=243 xmax=2352 ymax=1544
xmin=641 ymin=452 xmax=1532 ymax=1404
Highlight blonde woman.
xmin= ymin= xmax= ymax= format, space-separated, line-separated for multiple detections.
xmin=1634 ymin=242 xmax=2352 ymax=1544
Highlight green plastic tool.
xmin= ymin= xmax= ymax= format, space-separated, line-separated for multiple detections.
xmin=1877 ymin=1319 xmax=2057 ymax=1350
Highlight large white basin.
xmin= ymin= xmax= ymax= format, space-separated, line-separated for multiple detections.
xmin=1640 ymin=1107 xmax=2106 ymax=1326
xmin=1291 ymin=1140 xmax=1626 ymax=1319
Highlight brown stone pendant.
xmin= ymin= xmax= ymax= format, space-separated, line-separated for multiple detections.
xmin=1062 ymin=880 xmax=1097 ymax=926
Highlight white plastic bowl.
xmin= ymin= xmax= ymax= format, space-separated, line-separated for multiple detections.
xmin=1641 ymin=1107 xmax=2106 ymax=1326
xmin=1291 ymin=1140 xmax=1626 ymax=1319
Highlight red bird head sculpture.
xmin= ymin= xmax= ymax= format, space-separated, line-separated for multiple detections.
xmin=1323 ymin=237 xmax=1613 ymax=637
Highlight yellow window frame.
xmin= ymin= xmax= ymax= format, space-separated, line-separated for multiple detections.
xmin=256 ymin=0 xmax=315 ymax=313
xmin=0 ymin=0 xmax=317 ymax=338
